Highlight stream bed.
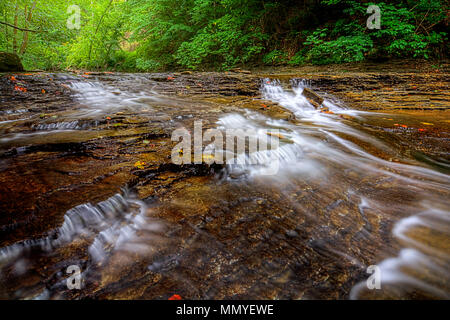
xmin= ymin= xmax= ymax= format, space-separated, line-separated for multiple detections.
xmin=0 ymin=70 xmax=449 ymax=299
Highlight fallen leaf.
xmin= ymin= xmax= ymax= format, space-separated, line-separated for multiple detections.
xmin=134 ymin=161 xmax=146 ymax=169
xmin=202 ymin=154 xmax=215 ymax=162
xmin=267 ymin=132 xmax=284 ymax=139
xmin=41 ymin=89 xmax=46 ymax=94
xmin=168 ymin=294 xmax=182 ymax=300
xmin=421 ymin=122 xmax=434 ymax=126
xmin=14 ymin=85 xmax=27 ymax=92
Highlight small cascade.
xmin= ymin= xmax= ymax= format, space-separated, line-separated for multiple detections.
xmin=258 ymin=79 xmax=450 ymax=299
xmin=32 ymin=120 xmax=82 ymax=131
xmin=0 ymin=192 xmax=164 ymax=267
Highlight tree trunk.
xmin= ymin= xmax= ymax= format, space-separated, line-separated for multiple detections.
xmin=88 ymin=0 xmax=114 ymax=63
xmin=3 ymin=10 xmax=8 ymax=51
xmin=19 ymin=1 xmax=36 ymax=55
xmin=12 ymin=2 xmax=19 ymax=53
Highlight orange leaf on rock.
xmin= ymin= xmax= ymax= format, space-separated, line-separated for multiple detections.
xmin=134 ymin=161 xmax=146 ymax=169
xmin=14 ymin=85 xmax=27 ymax=92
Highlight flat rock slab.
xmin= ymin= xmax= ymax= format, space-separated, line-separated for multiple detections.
xmin=302 ymin=87 xmax=324 ymax=108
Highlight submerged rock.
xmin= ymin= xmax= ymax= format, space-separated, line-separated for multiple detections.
xmin=302 ymin=87 xmax=324 ymax=108
xmin=0 ymin=52 xmax=24 ymax=72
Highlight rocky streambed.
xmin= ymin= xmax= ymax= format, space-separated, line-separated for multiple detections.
xmin=0 ymin=63 xmax=449 ymax=300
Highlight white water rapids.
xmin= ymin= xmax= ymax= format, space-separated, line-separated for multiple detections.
xmin=217 ymin=79 xmax=449 ymax=299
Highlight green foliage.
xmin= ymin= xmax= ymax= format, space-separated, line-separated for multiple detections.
xmin=306 ymin=35 xmax=373 ymax=65
xmin=175 ymin=13 xmax=266 ymax=70
xmin=263 ymin=50 xmax=289 ymax=65
xmin=135 ymin=58 xmax=161 ymax=72
xmin=288 ymin=50 xmax=307 ymax=66
xmin=0 ymin=0 xmax=447 ymax=70
xmin=367 ymin=2 xmax=448 ymax=59
xmin=295 ymin=0 xmax=448 ymax=64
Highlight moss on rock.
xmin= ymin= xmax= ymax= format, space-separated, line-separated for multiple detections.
xmin=0 ymin=52 xmax=24 ymax=72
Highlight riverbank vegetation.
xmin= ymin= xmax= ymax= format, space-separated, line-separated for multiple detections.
xmin=0 ymin=0 xmax=448 ymax=71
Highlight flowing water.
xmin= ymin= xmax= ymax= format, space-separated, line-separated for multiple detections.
xmin=0 ymin=73 xmax=448 ymax=299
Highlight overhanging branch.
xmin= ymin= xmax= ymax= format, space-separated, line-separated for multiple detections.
xmin=0 ymin=21 xmax=40 ymax=32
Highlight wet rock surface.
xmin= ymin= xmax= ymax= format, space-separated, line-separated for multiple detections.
xmin=0 ymin=66 xmax=449 ymax=300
